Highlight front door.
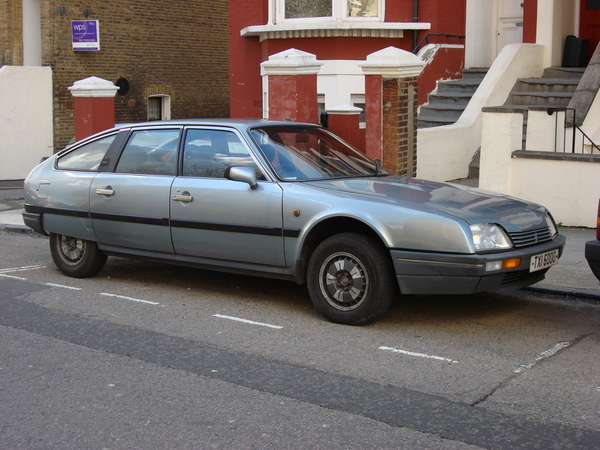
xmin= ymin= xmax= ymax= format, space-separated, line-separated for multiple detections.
xmin=580 ymin=0 xmax=600 ymax=62
xmin=170 ymin=127 xmax=286 ymax=267
xmin=495 ymin=0 xmax=524 ymax=56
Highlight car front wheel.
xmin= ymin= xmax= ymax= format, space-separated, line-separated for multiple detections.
xmin=49 ymin=233 xmax=107 ymax=278
xmin=307 ymin=233 xmax=396 ymax=325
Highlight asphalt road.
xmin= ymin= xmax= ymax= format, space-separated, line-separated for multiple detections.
xmin=1 ymin=231 xmax=599 ymax=449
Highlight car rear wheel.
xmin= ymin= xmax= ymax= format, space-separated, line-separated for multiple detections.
xmin=307 ymin=233 xmax=396 ymax=325
xmin=49 ymin=233 xmax=107 ymax=278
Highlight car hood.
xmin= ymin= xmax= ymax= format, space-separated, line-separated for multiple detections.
xmin=304 ymin=176 xmax=549 ymax=232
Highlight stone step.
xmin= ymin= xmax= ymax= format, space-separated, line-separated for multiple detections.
xmin=461 ymin=68 xmax=488 ymax=80
xmin=417 ymin=117 xmax=456 ymax=128
xmin=436 ymin=79 xmax=482 ymax=94
xmin=418 ymin=69 xmax=487 ymax=129
xmin=425 ymin=91 xmax=474 ymax=106
xmin=542 ymin=66 xmax=585 ymax=79
xmin=508 ymin=91 xmax=574 ymax=107
xmin=512 ymin=78 xmax=579 ymax=93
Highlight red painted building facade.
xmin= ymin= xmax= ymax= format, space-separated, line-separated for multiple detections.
xmin=229 ymin=0 xmax=467 ymax=120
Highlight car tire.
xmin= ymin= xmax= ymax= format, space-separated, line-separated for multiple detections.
xmin=307 ymin=233 xmax=396 ymax=325
xmin=49 ymin=233 xmax=107 ymax=278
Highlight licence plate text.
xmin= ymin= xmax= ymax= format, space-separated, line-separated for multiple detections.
xmin=530 ymin=249 xmax=559 ymax=272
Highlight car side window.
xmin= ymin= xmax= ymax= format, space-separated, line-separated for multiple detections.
xmin=182 ymin=129 xmax=262 ymax=178
xmin=115 ymin=129 xmax=180 ymax=175
xmin=56 ymin=134 xmax=117 ymax=171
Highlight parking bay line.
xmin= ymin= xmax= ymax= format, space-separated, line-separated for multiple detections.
xmin=379 ymin=346 xmax=458 ymax=364
xmin=100 ymin=292 xmax=160 ymax=305
xmin=0 ymin=273 xmax=28 ymax=280
xmin=45 ymin=283 xmax=82 ymax=291
xmin=0 ymin=264 xmax=46 ymax=280
xmin=213 ymin=314 xmax=283 ymax=329
xmin=0 ymin=265 xmax=46 ymax=274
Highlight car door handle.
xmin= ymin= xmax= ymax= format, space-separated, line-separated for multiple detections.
xmin=172 ymin=194 xmax=193 ymax=202
xmin=96 ymin=188 xmax=114 ymax=196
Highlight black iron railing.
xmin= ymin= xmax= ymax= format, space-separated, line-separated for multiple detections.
xmin=412 ymin=33 xmax=465 ymax=54
xmin=547 ymin=107 xmax=600 ymax=154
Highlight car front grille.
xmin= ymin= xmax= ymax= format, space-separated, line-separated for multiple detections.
xmin=508 ymin=227 xmax=554 ymax=248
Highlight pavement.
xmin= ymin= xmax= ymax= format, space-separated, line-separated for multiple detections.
xmin=1 ymin=179 xmax=599 ymax=300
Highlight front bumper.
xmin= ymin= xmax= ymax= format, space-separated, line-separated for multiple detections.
xmin=391 ymin=235 xmax=566 ymax=295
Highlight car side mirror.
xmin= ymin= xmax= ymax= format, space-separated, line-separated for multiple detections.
xmin=225 ymin=166 xmax=258 ymax=189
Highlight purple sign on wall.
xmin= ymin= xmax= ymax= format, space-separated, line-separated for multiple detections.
xmin=72 ymin=20 xmax=100 ymax=51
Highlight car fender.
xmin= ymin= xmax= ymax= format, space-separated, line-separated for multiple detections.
xmin=280 ymin=183 xmax=473 ymax=273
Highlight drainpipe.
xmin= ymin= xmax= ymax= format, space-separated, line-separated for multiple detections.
xmin=412 ymin=0 xmax=419 ymax=52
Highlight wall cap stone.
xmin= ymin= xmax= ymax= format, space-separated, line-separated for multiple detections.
xmin=326 ymin=104 xmax=362 ymax=114
xmin=359 ymin=46 xmax=425 ymax=78
xmin=68 ymin=76 xmax=119 ymax=98
xmin=512 ymin=150 xmax=600 ymax=163
xmin=261 ymin=48 xmax=324 ymax=75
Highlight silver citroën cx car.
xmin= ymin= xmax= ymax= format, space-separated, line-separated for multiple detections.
xmin=23 ymin=120 xmax=565 ymax=324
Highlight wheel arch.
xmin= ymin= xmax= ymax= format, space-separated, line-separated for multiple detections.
xmin=295 ymin=216 xmax=389 ymax=285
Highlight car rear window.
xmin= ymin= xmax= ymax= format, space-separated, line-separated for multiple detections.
xmin=56 ymin=134 xmax=117 ymax=171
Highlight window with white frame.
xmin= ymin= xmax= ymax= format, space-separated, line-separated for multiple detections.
xmin=147 ymin=95 xmax=171 ymax=121
xmin=351 ymin=94 xmax=366 ymax=129
xmin=276 ymin=0 xmax=382 ymax=22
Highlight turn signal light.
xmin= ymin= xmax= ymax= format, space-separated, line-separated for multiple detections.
xmin=502 ymin=258 xmax=522 ymax=270
xmin=486 ymin=258 xmax=522 ymax=272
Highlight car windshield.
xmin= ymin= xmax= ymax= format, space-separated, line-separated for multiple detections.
xmin=250 ymin=126 xmax=386 ymax=180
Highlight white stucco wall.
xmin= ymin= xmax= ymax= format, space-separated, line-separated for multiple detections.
xmin=0 ymin=66 xmax=53 ymax=180
xmin=510 ymin=157 xmax=600 ymax=228
xmin=317 ymin=60 xmax=365 ymax=108
xmin=480 ymin=106 xmax=600 ymax=228
xmin=417 ymin=43 xmax=545 ymax=182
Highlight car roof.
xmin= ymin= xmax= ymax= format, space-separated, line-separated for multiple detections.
xmin=60 ymin=119 xmax=323 ymax=153
xmin=114 ymin=118 xmax=319 ymax=132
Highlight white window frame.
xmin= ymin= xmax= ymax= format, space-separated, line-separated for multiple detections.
xmin=351 ymin=94 xmax=366 ymax=129
xmin=273 ymin=0 xmax=384 ymax=24
xmin=147 ymin=95 xmax=171 ymax=121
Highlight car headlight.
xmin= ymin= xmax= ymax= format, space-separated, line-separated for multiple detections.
xmin=545 ymin=213 xmax=558 ymax=238
xmin=470 ymin=224 xmax=513 ymax=251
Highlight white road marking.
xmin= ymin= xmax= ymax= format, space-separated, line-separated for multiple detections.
xmin=213 ymin=314 xmax=283 ymax=329
xmin=45 ymin=283 xmax=82 ymax=291
xmin=513 ymin=341 xmax=573 ymax=373
xmin=379 ymin=346 xmax=458 ymax=364
xmin=0 ymin=264 xmax=46 ymax=274
xmin=0 ymin=273 xmax=28 ymax=280
xmin=100 ymin=292 xmax=160 ymax=305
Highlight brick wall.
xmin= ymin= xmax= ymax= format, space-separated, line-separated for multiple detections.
xmin=38 ymin=0 xmax=230 ymax=150
xmin=382 ymin=77 xmax=418 ymax=176
xmin=1 ymin=0 xmax=24 ymax=65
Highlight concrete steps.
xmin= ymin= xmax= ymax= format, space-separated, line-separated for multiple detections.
xmin=506 ymin=68 xmax=583 ymax=108
xmin=503 ymin=67 xmax=585 ymax=149
xmin=418 ymin=65 xmax=585 ymax=182
xmin=417 ymin=69 xmax=487 ymax=128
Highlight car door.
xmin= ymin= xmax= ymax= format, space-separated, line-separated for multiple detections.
xmin=90 ymin=127 xmax=181 ymax=253
xmin=170 ymin=127 xmax=285 ymax=267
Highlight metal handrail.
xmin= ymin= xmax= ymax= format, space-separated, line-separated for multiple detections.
xmin=548 ymin=107 xmax=600 ymax=154
xmin=412 ymin=33 xmax=465 ymax=54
